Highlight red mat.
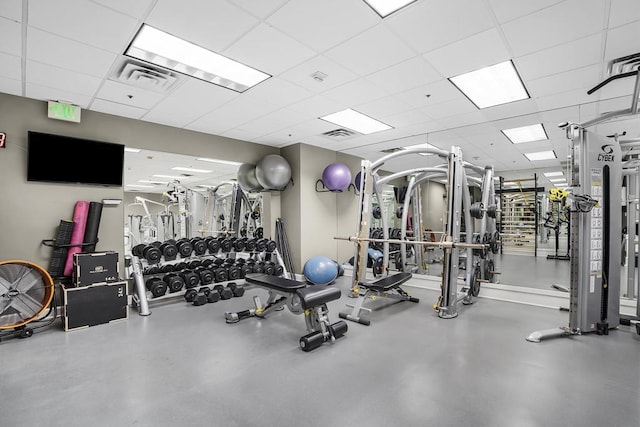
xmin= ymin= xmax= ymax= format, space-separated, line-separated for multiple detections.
xmin=63 ymin=200 xmax=90 ymax=277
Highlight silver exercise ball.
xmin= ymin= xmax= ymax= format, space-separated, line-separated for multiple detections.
xmin=237 ymin=163 xmax=263 ymax=192
xmin=255 ymin=154 xmax=292 ymax=190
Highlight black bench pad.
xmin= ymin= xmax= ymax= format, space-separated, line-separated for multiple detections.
xmin=245 ymin=273 xmax=306 ymax=292
xmin=363 ymin=272 xmax=412 ymax=292
xmin=297 ymin=286 xmax=341 ymax=310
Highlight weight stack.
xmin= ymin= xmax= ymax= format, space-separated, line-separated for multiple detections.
xmin=48 ymin=219 xmax=74 ymax=278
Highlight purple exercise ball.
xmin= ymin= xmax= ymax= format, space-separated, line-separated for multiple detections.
xmin=354 ymin=171 xmax=363 ymax=192
xmin=322 ymin=163 xmax=352 ymax=192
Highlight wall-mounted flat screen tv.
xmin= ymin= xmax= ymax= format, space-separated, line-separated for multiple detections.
xmin=27 ymin=131 xmax=125 ymax=186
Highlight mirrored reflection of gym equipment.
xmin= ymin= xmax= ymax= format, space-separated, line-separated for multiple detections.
xmin=544 ymin=189 xmax=570 ymax=261
xmin=528 ymin=53 xmax=640 ymax=341
xmin=337 ymin=146 xmax=498 ymax=323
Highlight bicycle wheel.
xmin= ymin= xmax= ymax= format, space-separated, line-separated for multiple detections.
xmin=0 ymin=260 xmax=55 ymax=329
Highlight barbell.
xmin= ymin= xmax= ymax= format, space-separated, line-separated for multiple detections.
xmin=333 ymin=235 xmax=488 ymax=250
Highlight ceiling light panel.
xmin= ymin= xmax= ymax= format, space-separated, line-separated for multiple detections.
xmin=524 ymin=150 xmax=556 ymax=161
xmin=126 ymin=24 xmax=270 ymax=93
xmin=502 ymin=123 xmax=548 ymax=144
xmin=172 ymin=166 xmax=212 ymax=173
xmin=544 ymin=171 xmax=564 ymax=177
xmin=320 ymin=108 xmax=392 ymax=134
xmin=196 ymin=157 xmax=242 ymax=165
xmin=449 ymin=60 xmax=529 ymax=109
xmin=363 ymin=0 xmax=417 ymax=18
xmin=549 ymin=178 xmax=566 ymax=183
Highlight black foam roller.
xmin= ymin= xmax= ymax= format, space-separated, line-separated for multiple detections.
xmin=82 ymin=201 xmax=103 ymax=253
xmin=48 ymin=219 xmax=74 ymax=277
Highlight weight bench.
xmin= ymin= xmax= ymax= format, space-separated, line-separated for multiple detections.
xmin=340 ymin=272 xmax=418 ymax=326
xmin=224 ymin=273 xmax=348 ymax=352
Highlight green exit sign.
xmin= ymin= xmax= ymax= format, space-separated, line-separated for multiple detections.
xmin=47 ymin=101 xmax=81 ymax=123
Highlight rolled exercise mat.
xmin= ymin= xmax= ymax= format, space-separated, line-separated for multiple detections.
xmin=63 ymin=201 xmax=90 ymax=277
xmin=82 ymin=201 xmax=104 ymax=253
xmin=47 ymin=219 xmax=74 ymax=278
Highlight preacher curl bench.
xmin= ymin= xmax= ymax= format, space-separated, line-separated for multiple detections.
xmin=224 ymin=273 xmax=348 ymax=351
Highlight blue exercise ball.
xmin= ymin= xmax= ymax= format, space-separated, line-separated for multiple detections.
xmin=303 ymin=255 xmax=338 ymax=286
xmin=322 ymin=163 xmax=352 ymax=192
xmin=255 ymin=154 xmax=292 ymax=190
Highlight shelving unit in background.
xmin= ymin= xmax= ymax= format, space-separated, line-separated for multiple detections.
xmin=498 ymin=175 xmax=543 ymax=256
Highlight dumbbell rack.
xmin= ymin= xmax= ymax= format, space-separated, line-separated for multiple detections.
xmin=127 ymin=235 xmax=289 ymax=315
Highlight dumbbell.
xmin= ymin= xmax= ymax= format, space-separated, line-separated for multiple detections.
xmin=179 ymin=269 xmax=200 ymax=289
xmin=239 ymin=262 xmax=252 ymax=278
xmin=265 ymin=240 xmax=277 ymax=252
xmin=253 ymin=261 xmax=265 ymax=274
xmin=214 ymin=237 xmax=229 ymax=253
xmin=228 ymin=282 xmax=245 ymax=298
xmin=133 ymin=243 xmax=162 ymax=264
xmin=263 ymin=261 xmax=276 ymax=276
xmin=195 ymin=266 xmax=214 ymax=285
xmin=253 ymin=227 xmax=264 ymax=239
xmin=227 ymin=264 xmax=241 ymax=280
xmin=159 ymin=240 xmax=178 ymax=261
xmin=213 ymin=267 xmax=228 ymax=283
xmin=184 ymin=288 xmax=199 ymax=303
xmin=205 ymin=287 xmax=220 ymax=303
xmin=163 ymin=272 xmax=185 ymax=293
xmin=145 ymin=277 xmax=167 ymax=298
xmin=187 ymin=260 xmax=202 ymax=269
xmin=245 ymin=238 xmax=257 ymax=252
xmin=205 ymin=236 xmax=220 ymax=255
xmin=143 ymin=265 xmax=161 ymax=275
xmin=159 ymin=264 xmax=174 ymax=273
xmin=232 ymin=237 xmax=247 ymax=252
xmin=255 ymin=239 xmax=268 ymax=252
xmin=191 ymin=237 xmax=208 ymax=256
xmin=176 ymin=238 xmax=194 ymax=258
xmin=174 ymin=262 xmax=189 ymax=271
xmin=274 ymin=264 xmax=284 ymax=276
xmin=213 ymin=284 xmax=234 ymax=300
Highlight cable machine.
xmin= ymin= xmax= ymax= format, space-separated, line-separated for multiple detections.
xmin=527 ymin=53 xmax=640 ymax=341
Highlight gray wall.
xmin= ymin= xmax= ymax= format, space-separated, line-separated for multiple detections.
xmin=280 ymin=144 xmax=362 ymax=272
xmin=0 ymin=93 xmax=277 ymax=274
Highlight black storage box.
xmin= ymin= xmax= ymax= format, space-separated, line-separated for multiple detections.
xmin=73 ymin=251 xmax=119 ymax=286
xmin=63 ymin=281 xmax=128 ymax=331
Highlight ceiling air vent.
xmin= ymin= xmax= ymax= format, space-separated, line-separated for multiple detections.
xmin=113 ymin=58 xmax=179 ymax=92
xmin=322 ymin=128 xmax=357 ymax=140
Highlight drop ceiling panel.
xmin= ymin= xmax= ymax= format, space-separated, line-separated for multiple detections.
xmin=488 ymin=0 xmax=564 ymax=24
xmin=324 ymin=25 xmax=415 ymax=77
xmin=386 ymin=0 xmax=494 ymax=54
xmin=0 ymin=76 xmax=20 ymax=96
xmin=402 ymin=120 xmax=447 ymax=137
xmin=143 ymin=78 xmax=238 ymax=128
xmin=608 ymin=0 xmax=640 ymax=28
xmin=0 ymin=52 xmax=20 ymax=80
xmin=515 ymin=33 xmax=603 ymax=81
xmin=527 ymin=64 xmax=601 ymax=98
xmin=354 ymin=95 xmax=412 ymax=123
xmin=92 ymin=98 xmax=148 ymax=120
xmin=147 ymin=0 xmax=258 ymax=52
xmin=287 ymin=95 xmax=345 ymax=118
xmin=501 ymin=0 xmax=605 ymax=57
xmin=224 ymin=23 xmax=316 ymax=76
xmin=480 ymin=98 xmax=540 ymax=122
xmin=91 ymin=0 xmax=154 ymax=19
xmin=187 ymin=97 xmax=274 ymax=135
xmin=535 ymin=87 xmax=596 ymax=113
xmin=233 ymin=0 xmax=289 ymax=19
xmin=603 ymin=20 xmax=640 ymax=61
xmin=596 ymin=75 xmax=640 ymax=101
xmin=26 ymin=28 xmax=118 ymax=78
xmin=0 ymin=17 xmax=21 ymax=56
xmin=0 ymin=0 xmax=22 ymax=21
xmin=365 ymin=57 xmax=442 ymax=95
xmin=436 ymin=110 xmax=488 ymax=130
xmin=322 ymin=78 xmax=388 ymax=107
xmin=26 ymin=60 xmax=102 ymax=97
xmin=233 ymin=107 xmax=308 ymax=137
xmin=420 ymin=97 xmax=478 ymax=120
xmin=95 ymin=80 xmax=165 ymax=109
xmin=25 ymin=82 xmax=92 ymax=108
xmin=279 ymin=55 xmax=358 ymax=93
xmin=424 ymin=29 xmax=511 ymax=78
xmin=28 ymin=0 xmax=139 ymax=53
xmin=239 ymin=77 xmax=313 ymax=111
xmin=395 ymin=80 xmax=461 ymax=108
xmin=381 ymin=108 xmax=437 ymax=128
xmin=266 ymin=0 xmax=378 ymax=52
